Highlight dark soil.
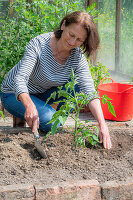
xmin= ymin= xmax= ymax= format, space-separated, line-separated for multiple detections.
xmin=0 ymin=124 xmax=133 ymax=186
xmin=0 ymin=101 xmax=133 ymax=186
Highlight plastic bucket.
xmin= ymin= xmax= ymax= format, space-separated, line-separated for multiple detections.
xmin=97 ymin=78 xmax=133 ymax=121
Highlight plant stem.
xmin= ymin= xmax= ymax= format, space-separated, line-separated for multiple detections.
xmin=74 ymin=109 xmax=79 ymax=140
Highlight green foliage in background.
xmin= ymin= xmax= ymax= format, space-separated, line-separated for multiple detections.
xmin=130 ymin=77 xmax=133 ymax=84
xmin=0 ymin=0 xmax=86 ymax=87
xmin=0 ymin=0 xmax=100 ymax=88
xmin=90 ymin=62 xmax=116 ymax=117
xmin=97 ymin=0 xmax=116 ymax=70
xmin=90 ymin=62 xmax=110 ymax=90
xmin=120 ymin=2 xmax=133 ymax=76
xmin=98 ymin=0 xmax=133 ymax=77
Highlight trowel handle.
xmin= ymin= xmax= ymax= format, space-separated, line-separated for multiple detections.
xmin=33 ymin=130 xmax=40 ymax=140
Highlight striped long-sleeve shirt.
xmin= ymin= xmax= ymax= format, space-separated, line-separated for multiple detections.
xmin=1 ymin=32 xmax=97 ymax=100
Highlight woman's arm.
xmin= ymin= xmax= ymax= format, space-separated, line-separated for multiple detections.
xmin=14 ymin=37 xmax=41 ymax=131
xmin=19 ymin=93 xmax=39 ymax=132
xmin=14 ymin=37 xmax=40 ymax=100
xmin=74 ymin=51 xmax=112 ymax=149
xmin=88 ymin=98 xmax=112 ymax=149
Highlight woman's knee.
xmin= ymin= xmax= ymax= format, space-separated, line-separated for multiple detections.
xmin=1 ymin=92 xmax=25 ymax=119
xmin=39 ymin=108 xmax=58 ymax=132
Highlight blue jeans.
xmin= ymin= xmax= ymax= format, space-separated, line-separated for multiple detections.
xmin=1 ymin=85 xmax=79 ymax=132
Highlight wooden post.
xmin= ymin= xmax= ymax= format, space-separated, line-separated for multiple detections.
xmin=87 ymin=0 xmax=98 ymax=10
xmin=115 ymin=0 xmax=121 ymax=72
xmin=88 ymin=0 xmax=94 ymax=6
xmin=9 ymin=0 xmax=13 ymax=15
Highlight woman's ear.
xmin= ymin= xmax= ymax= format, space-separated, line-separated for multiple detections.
xmin=61 ymin=20 xmax=66 ymax=30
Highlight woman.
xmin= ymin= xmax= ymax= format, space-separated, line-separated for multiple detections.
xmin=1 ymin=11 xmax=112 ymax=149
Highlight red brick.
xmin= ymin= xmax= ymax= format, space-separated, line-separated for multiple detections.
xmin=101 ymin=179 xmax=133 ymax=200
xmin=0 ymin=184 xmax=35 ymax=200
xmin=35 ymin=179 xmax=101 ymax=200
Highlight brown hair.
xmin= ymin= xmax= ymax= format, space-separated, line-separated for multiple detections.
xmin=54 ymin=11 xmax=100 ymax=61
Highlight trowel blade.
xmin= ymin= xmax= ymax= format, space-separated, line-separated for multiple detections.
xmin=33 ymin=129 xmax=47 ymax=158
xmin=34 ymin=140 xmax=47 ymax=159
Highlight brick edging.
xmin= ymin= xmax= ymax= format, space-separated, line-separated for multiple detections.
xmin=101 ymin=178 xmax=133 ymax=200
xmin=0 ymin=184 xmax=35 ymax=200
xmin=0 ymin=178 xmax=133 ymax=200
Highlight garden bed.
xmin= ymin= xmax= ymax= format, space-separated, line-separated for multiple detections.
xmin=0 ymin=103 xmax=133 ymax=199
xmin=0 ymin=119 xmax=133 ymax=187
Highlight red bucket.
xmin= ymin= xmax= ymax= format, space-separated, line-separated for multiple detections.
xmin=98 ymin=78 xmax=133 ymax=121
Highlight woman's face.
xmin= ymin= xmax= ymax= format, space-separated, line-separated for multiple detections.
xmin=60 ymin=21 xmax=87 ymax=51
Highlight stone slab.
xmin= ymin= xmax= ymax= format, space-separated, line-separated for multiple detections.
xmin=34 ymin=179 xmax=101 ymax=200
xmin=101 ymin=178 xmax=133 ymax=200
xmin=0 ymin=178 xmax=133 ymax=200
xmin=0 ymin=184 xmax=35 ymax=200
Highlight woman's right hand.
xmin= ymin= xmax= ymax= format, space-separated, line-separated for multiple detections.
xmin=18 ymin=93 xmax=39 ymax=132
xmin=24 ymin=103 xmax=39 ymax=132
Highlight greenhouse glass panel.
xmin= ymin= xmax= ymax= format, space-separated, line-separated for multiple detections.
xmin=120 ymin=0 xmax=133 ymax=76
xmin=97 ymin=0 xmax=133 ymax=80
xmin=97 ymin=0 xmax=116 ymax=71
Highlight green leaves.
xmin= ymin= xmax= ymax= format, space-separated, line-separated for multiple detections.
xmin=107 ymin=101 xmax=116 ymax=117
xmin=90 ymin=61 xmax=116 ymax=118
xmin=51 ymin=119 xmax=60 ymax=135
xmin=90 ymin=62 xmax=110 ymax=90
xmin=75 ymin=125 xmax=99 ymax=148
xmin=59 ymin=116 xmax=67 ymax=126
xmin=45 ymin=91 xmax=57 ymax=106
xmin=0 ymin=0 xmax=85 ymax=88
xmin=102 ymin=95 xmax=116 ymax=117
xmin=102 ymin=94 xmax=112 ymax=104
xmin=0 ymin=111 xmax=5 ymax=120
xmin=43 ymin=68 xmax=100 ymax=148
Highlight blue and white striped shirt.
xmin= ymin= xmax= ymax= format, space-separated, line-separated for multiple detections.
xmin=1 ymin=32 xmax=96 ymax=100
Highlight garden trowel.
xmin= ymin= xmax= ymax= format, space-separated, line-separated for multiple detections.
xmin=33 ymin=129 xmax=47 ymax=158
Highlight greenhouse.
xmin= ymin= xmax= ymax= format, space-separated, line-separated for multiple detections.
xmin=0 ymin=1 xmax=133 ymax=200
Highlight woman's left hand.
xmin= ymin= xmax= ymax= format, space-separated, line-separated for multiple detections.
xmin=99 ymin=123 xmax=112 ymax=149
xmin=88 ymin=98 xmax=112 ymax=149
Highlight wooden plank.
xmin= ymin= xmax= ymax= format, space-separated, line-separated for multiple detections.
xmin=9 ymin=0 xmax=13 ymax=15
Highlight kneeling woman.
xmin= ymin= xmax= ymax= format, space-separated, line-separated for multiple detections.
xmin=1 ymin=11 xmax=112 ymax=149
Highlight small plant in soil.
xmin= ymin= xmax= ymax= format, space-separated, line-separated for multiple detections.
xmin=43 ymin=69 xmax=115 ymax=148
